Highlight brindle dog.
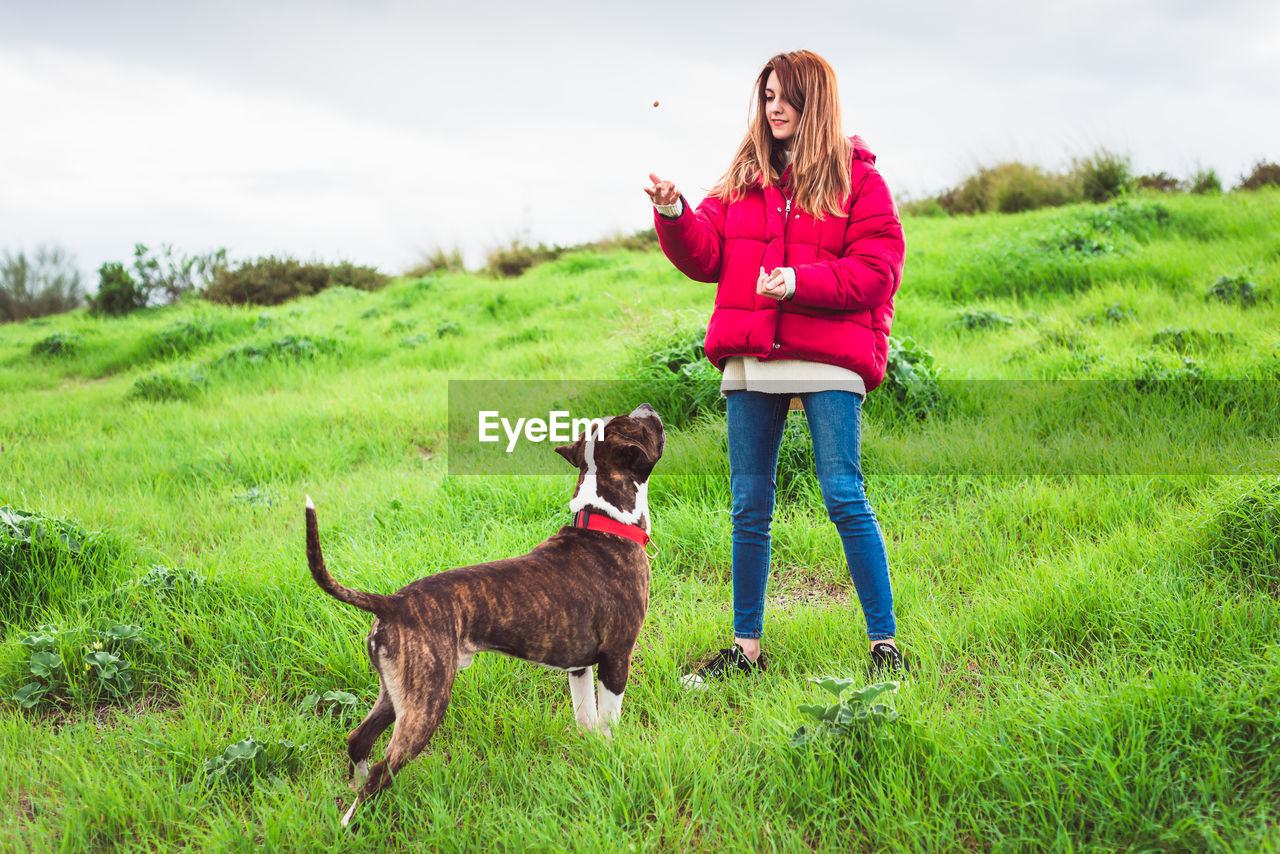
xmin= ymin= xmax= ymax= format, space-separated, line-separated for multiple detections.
xmin=305 ymin=404 xmax=664 ymax=826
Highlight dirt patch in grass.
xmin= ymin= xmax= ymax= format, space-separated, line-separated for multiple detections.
xmin=766 ymin=567 xmax=852 ymax=613
xmin=37 ymin=692 xmax=183 ymax=732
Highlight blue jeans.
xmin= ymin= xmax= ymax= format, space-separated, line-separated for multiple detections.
xmin=726 ymin=389 xmax=896 ymax=641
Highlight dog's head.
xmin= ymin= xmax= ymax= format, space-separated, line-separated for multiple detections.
xmin=555 ymin=403 xmax=666 ymax=531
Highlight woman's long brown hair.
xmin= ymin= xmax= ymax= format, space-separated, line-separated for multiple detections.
xmin=711 ymin=50 xmax=852 ymax=218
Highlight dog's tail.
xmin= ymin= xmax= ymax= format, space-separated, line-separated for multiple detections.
xmin=305 ymin=496 xmax=388 ymax=615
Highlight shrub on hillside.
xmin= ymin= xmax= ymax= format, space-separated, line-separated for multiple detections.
xmin=870 ymin=336 xmax=947 ymax=422
xmin=405 ymin=246 xmax=465 ymax=277
xmin=938 ymin=162 xmax=1076 ymax=215
xmin=31 ymin=332 xmax=81 ymax=357
xmin=1237 ymin=161 xmax=1280 ymax=191
xmin=0 ymin=506 xmax=125 ymax=624
xmin=89 ymin=262 xmax=147 ymax=317
xmin=132 ymin=243 xmax=227 ymax=305
xmin=948 ymin=308 xmax=1014 ymax=331
xmin=587 ymin=228 xmax=661 ymax=252
xmin=215 ymin=334 xmax=341 ymax=365
xmin=1133 ymin=172 xmax=1181 ymax=193
xmin=1151 ymin=327 xmax=1232 ymax=354
xmin=1070 ymin=149 xmax=1132 ymax=203
xmin=151 ymin=318 xmax=220 ymax=357
xmin=1133 ymin=354 xmax=1204 ymax=392
xmin=1083 ymin=199 xmax=1171 ymax=242
xmin=485 ymin=241 xmax=563 ymax=278
xmin=1206 ymin=274 xmax=1268 ymax=308
xmin=1189 ymin=169 xmax=1222 ymax=194
xmin=203 ymin=256 xmax=389 ymax=305
xmin=617 ymin=322 xmax=722 ymax=429
xmin=898 ymin=196 xmax=947 ymax=217
xmin=126 ymin=371 xmax=205 ymax=402
xmin=0 ymin=246 xmax=84 ymax=323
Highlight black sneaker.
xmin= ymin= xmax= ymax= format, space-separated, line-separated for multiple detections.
xmin=680 ymin=645 xmax=768 ymax=689
xmin=869 ymin=642 xmax=908 ymax=680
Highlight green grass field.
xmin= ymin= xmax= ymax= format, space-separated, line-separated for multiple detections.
xmin=2 ymin=190 xmax=1279 ymax=852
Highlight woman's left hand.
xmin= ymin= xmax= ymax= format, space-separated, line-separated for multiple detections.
xmin=757 ymin=267 xmax=788 ymax=300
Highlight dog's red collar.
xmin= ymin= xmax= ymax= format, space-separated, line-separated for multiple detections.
xmin=572 ymin=509 xmax=650 ymax=546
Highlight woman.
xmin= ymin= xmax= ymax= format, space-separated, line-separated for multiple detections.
xmin=643 ymin=50 xmax=907 ymax=685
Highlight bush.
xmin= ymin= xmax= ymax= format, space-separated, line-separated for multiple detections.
xmin=216 ymin=334 xmax=340 ymax=365
xmin=948 ymin=308 xmax=1014 ymax=331
xmin=0 ymin=246 xmax=84 ymax=323
xmin=405 ymin=246 xmax=465 ymax=277
xmin=31 ymin=332 xmax=81 ymax=357
xmin=435 ymin=320 xmax=463 ymax=338
xmin=871 ymin=337 xmax=947 ymax=422
xmin=1206 ymin=274 xmax=1268 ymax=308
xmin=898 ymin=197 xmax=947 ymax=218
xmin=150 ymin=318 xmax=219 ymax=357
xmin=9 ymin=624 xmax=146 ymax=711
xmin=1082 ymin=199 xmax=1171 ymax=243
xmin=1189 ymin=168 xmax=1222 ymax=194
xmin=938 ymin=162 xmax=1076 ymax=215
xmin=485 ymin=240 xmax=563 ymax=278
xmin=1237 ymin=161 xmax=1280 ymax=191
xmin=132 ymin=243 xmax=227 ymax=305
xmin=126 ymin=371 xmax=205 ymax=402
xmin=1133 ymin=172 xmax=1181 ymax=193
xmin=0 ymin=507 xmax=126 ymax=624
xmin=1133 ymin=355 xmax=1203 ymax=392
xmin=1070 ymin=149 xmax=1132 ymax=203
xmin=88 ymin=262 xmax=148 ymax=317
xmin=203 ymin=256 xmax=389 ymax=305
xmin=615 ymin=322 xmax=722 ymax=430
xmin=1150 ymin=327 xmax=1232 ymax=354
xmin=585 ymin=228 xmax=661 ymax=253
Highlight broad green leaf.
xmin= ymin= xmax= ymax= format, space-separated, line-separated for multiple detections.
xmin=29 ymin=651 xmax=62 ymax=679
xmin=798 ymin=703 xmax=840 ymax=723
xmin=810 ymin=676 xmax=859 ymax=698
xmin=322 ymin=690 xmax=358 ymax=706
xmin=12 ymin=681 xmax=47 ymax=709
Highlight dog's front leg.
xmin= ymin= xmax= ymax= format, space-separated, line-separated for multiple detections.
xmin=568 ymin=668 xmax=598 ymax=731
xmin=595 ymin=652 xmax=631 ymax=739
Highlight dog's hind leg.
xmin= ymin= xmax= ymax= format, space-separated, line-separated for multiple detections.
xmin=347 ymin=685 xmax=395 ymax=790
xmin=341 ymin=664 xmax=455 ymax=828
xmin=567 ymin=668 xmax=598 ymax=731
xmin=595 ymin=650 xmax=632 ymax=738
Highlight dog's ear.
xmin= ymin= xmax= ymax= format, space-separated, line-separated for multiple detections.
xmin=616 ymin=436 xmax=661 ymax=478
xmin=555 ymin=435 xmax=586 ymax=468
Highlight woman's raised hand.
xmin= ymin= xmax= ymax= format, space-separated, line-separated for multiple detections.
xmin=644 ymin=173 xmax=680 ymax=206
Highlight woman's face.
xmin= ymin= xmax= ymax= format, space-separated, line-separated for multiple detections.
xmin=763 ymin=70 xmax=799 ymax=144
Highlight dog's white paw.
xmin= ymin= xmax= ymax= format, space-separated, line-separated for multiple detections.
xmin=341 ymin=799 xmax=359 ymax=828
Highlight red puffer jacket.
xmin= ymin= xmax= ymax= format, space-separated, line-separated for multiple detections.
xmin=654 ymin=136 xmax=905 ymax=391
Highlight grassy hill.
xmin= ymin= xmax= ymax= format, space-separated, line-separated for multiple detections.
xmin=2 ymin=189 xmax=1279 ymax=852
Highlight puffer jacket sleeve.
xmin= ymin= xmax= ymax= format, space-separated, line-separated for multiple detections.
xmin=789 ymin=169 xmax=904 ymax=311
xmin=653 ymin=194 xmax=727 ymax=284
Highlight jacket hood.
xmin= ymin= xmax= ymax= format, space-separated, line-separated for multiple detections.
xmin=849 ymin=135 xmax=875 ymax=165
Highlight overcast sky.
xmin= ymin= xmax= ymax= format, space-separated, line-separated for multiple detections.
xmin=2 ymin=0 xmax=1277 ymax=283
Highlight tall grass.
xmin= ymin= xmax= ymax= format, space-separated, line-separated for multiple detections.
xmin=1 ymin=190 xmax=1279 ymax=851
